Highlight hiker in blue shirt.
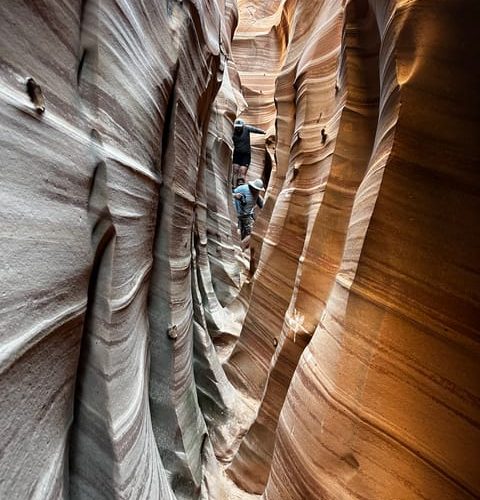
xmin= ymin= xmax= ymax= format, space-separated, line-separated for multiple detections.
xmin=233 ymin=178 xmax=265 ymax=241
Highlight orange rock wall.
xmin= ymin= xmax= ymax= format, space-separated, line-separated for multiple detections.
xmin=227 ymin=0 xmax=480 ymax=498
xmin=1 ymin=0 xmax=479 ymax=499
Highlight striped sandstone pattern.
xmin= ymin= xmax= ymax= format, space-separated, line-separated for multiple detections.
xmin=0 ymin=0 xmax=479 ymax=499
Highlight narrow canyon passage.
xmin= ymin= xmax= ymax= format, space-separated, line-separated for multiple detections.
xmin=0 ymin=1 xmax=479 ymax=500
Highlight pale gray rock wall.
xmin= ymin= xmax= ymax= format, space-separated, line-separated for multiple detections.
xmin=0 ymin=1 xmax=241 ymax=498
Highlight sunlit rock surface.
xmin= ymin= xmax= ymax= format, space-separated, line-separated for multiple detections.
xmin=227 ymin=0 xmax=480 ymax=499
xmin=1 ymin=0 xmax=479 ymax=499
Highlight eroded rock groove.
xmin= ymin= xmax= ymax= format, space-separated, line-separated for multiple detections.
xmin=0 ymin=1 xmax=479 ymax=499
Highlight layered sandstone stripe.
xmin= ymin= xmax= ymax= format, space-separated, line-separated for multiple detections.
xmin=263 ymin=0 xmax=480 ymax=498
xmin=0 ymin=1 xmax=241 ymax=498
xmin=228 ymin=0 xmax=382 ymax=491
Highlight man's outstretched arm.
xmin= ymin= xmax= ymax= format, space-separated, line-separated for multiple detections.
xmin=246 ymin=125 xmax=266 ymax=134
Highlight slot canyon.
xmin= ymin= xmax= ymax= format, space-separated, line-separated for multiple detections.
xmin=1 ymin=0 xmax=479 ymax=499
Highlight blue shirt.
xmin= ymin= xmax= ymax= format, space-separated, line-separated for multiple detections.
xmin=233 ymin=184 xmax=264 ymax=216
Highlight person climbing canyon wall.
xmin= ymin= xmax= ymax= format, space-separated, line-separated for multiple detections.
xmin=0 ymin=1 xmax=479 ymax=500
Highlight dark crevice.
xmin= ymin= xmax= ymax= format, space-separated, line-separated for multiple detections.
xmin=68 ymin=224 xmax=116 ymax=498
xmin=79 ymin=0 xmax=88 ymax=27
xmin=77 ymin=49 xmax=88 ymax=86
xmin=262 ymin=147 xmax=272 ymax=188
xmin=321 ymin=127 xmax=327 ymax=144
xmin=69 ymin=156 xmax=116 ymax=496
xmin=90 ymin=128 xmax=102 ymax=145
xmin=159 ymin=70 xmax=178 ymax=175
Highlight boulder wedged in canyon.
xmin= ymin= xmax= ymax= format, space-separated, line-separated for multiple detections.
xmin=1 ymin=0 xmax=479 ymax=499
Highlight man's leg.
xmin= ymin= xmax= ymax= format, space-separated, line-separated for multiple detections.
xmin=241 ymin=234 xmax=250 ymax=251
xmin=232 ymin=163 xmax=240 ymax=188
xmin=239 ymin=215 xmax=253 ymax=240
xmin=239 ymin=217 xmax=246 ymax=240
xmin=240 ymin=215 xmax=254 ymax=250
xmin=239 ymin=164 xmax=248 ymax=181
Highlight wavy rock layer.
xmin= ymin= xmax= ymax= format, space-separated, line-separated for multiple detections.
xmin=0 ymin=1 xmax=242 ymax=498
xmin=1 ymin=0 xmax=479 ymax=500
xmin=227 ymin=0 xmax=480 ymax=499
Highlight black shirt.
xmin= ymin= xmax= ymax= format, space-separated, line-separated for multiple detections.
xmin=233 ymin=125 xmax=265 ymax=153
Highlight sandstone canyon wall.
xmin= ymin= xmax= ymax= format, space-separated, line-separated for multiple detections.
xmin=1 ymin=1 xmax=479 ymax=500
xmin=0 ymin=1 xmax=242 ymax=498
xmin=227 ymin=0 xmax=480 ymax=499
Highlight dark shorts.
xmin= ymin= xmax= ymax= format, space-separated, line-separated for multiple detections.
xmin=233 ymin=149 xmax=251 ymax=167
xmin=238 ymin=214 xmax=254 ymax=240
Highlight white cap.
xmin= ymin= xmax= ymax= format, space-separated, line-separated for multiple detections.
xmin=234 ymin=118 xmax=245 ymax=127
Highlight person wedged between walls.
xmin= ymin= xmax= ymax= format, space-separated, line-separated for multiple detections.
xmin=233 ymin=178 xmax=265 ymax=250
xmin=232 ymin=118 xmax=265 ymax=187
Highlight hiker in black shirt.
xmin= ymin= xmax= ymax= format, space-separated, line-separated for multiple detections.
xmin=232 ymin=118 xmax=265 ymax=186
